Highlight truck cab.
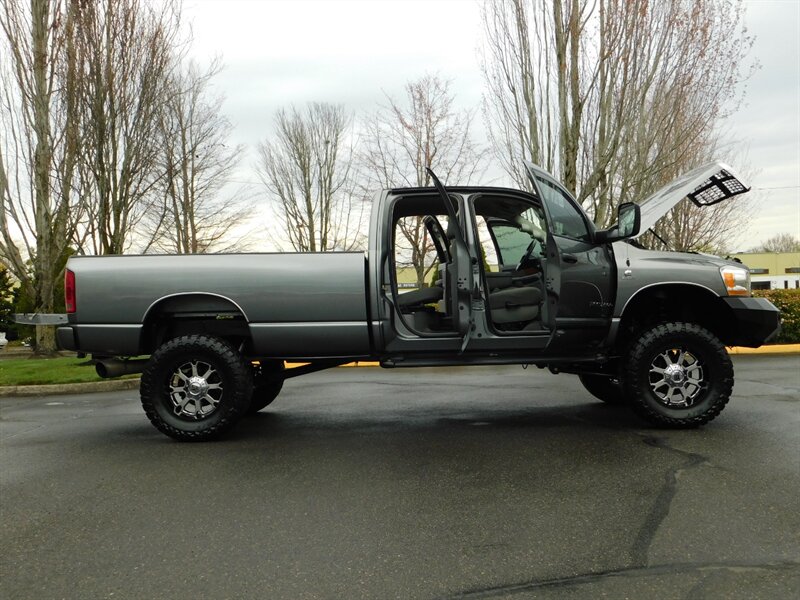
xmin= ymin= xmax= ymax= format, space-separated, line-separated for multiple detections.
xmin=372 ymin=163 xmax=777 ymax=367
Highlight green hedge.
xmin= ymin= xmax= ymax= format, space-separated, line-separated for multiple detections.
xmin=753 ymin=289 xmax=800 ymax=344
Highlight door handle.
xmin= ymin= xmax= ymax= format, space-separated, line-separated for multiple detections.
xmin=562 ymin=253 xmax=578 ymax=264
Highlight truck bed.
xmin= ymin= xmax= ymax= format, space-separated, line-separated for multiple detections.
xmin=65 ymin=252 xmax=371 ymax=358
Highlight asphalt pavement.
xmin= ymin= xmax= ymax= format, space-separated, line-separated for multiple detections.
xmin=1 ymin=355 xmax=799 ymax=599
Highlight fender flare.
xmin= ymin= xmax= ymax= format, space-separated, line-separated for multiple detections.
xmin=141 ymin=292 xmax=250 ymax=323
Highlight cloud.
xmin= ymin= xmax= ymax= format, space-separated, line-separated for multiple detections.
xmin=184 ymin=0 xmax=799 ymax=249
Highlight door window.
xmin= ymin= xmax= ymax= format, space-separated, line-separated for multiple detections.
xmin=535 ymin=176 xmax=591 ymax=242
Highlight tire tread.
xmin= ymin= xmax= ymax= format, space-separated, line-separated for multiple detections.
xmin=624 ymin=322 xmax=733 ymax=428
xmin=140 ymin=335 xmax=252 ymax=441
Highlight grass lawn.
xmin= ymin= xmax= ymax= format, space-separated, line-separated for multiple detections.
xmin=0 ymin=357 xmax=140 ymax=386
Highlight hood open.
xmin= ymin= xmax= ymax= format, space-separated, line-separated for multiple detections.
xmin=522 ymin=159 xmax=749 ymax=240
xmin=633 ymin=161 xmax=750 ymax=236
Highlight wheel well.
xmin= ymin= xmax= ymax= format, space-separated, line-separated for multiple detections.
xmin=141 ymin=294 xmax=252 ymax=354
xmin=617 ymin=285 xmax=735 ymax=350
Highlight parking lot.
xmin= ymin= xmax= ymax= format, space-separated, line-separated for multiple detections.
xmin=1 ymin=355 xmax=798 ymax=599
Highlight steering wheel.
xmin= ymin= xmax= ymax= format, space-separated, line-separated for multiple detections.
xmin=516 ymin=239 xmax=542 ymax=272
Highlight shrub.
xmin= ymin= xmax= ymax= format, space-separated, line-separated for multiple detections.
xmin=753 ymin=289 xmax=800 ymax=344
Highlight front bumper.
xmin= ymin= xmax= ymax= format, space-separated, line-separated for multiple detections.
xmin=723 ymin=297 xmax=781 ymax=347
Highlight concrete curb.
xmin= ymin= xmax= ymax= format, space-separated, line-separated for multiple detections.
xmin=2 ymin=348 xmax=796 ymax=398
xmin=0 ymin=378 xmax=140 ymax=398
xmin=0 ymin=363 xmax=381 ymax=397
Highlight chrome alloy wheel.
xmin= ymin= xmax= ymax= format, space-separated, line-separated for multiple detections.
xmin=169 ymin=360 xmax=223 ymax=419
xmin=648 ymin=348 xmax=705 ymax=407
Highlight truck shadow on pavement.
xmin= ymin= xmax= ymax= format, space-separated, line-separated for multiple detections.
xmin=225 ymin=401 xmax=645 ymax=441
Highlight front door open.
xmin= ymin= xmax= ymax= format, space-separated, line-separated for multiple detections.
xmin=524 ymin=161 xmax=614 ymax=343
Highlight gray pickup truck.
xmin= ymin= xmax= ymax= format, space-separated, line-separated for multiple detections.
xmin=54 ymin=161 xmax=779 ymax=441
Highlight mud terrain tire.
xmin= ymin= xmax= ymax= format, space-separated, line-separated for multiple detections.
xmin=140 ymin=335 xmax=253 ymax=441
xmin=624 ymin=322 xmax=733 ymax=428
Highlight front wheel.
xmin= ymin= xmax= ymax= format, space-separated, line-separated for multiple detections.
xmin=140 ymin=335 xmax=253 ymax=441
xmin=624 ymin=322 xmax=733 ymax=428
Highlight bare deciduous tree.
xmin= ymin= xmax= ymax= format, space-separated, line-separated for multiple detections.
xmin=75 ymin=0 xmax=181 ymax=255
xmin=150 ymin=59 xmax=249 ymax=254
xmin=360 ymin=75 xmax=488 ymax=287
xmin=753 ymin=233 xmax=800 ymax=253
xmin=0 ymin=0 xmax=84 ymax=352
xmin=257 ymin=103 xmax=365 ymax=252
xmin=1 ymin=0 xmax=190 ymax=350
xmin=1 ymin=0 xmax=242 ymax=350
xmin=481 ymin=0 xmax=754 ymax=248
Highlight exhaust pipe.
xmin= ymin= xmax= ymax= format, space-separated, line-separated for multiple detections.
xmin=95 ymin=358 xmax=149 ymax=379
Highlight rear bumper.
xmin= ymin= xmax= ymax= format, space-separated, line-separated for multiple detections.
xmin=723 ymin=297 xmax=781 ymax=347
xmin=56 ymin=324 xmax=142 ymax=355
xmin=57 ymin=326 xmax=77 ymax=351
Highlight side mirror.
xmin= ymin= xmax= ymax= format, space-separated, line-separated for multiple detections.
xmin=595 ymin=202 xmax=641 ymax=243
xmin=616 ymin=202 xmax=641 ymax=238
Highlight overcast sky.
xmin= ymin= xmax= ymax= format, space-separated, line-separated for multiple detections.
xmin=183 ymin=0 xmax=799 ymax=252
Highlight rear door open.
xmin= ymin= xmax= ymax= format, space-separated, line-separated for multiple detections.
xmin=426 ymin=168 xmax=475 ymax=343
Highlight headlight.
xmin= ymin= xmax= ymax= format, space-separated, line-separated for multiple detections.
xmin=720 ymin=266 xmax=750 ymax=296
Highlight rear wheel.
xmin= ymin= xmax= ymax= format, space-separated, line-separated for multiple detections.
xmin=624 ymin=322 xmax=733 ymax=428
xmin=140 ymin=335 xmax=253 ymax=441
xmin=248 ymin=360 xmax=284 ymax=413
xmin=578 ymin=374 xmax=628 ymax=405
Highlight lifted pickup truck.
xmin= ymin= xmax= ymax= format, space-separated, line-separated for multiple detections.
xmin=54 ymin=161 xmax=779 ymax=440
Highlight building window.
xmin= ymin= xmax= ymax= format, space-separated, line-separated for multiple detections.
xmin=752 ymin=281 xmax=771 ymax=290
xmin=785 ymin=267 xmax=800 ymax=274
xmin=785 ymin=281 xmax=790 ymax=289
xmin=751 ymin=268 xmax=769 ymax=274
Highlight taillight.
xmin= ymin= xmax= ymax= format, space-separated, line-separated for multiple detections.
xmin=65 ymin=269 xmax=76 ymax=313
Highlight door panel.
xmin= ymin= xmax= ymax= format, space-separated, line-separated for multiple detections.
xmin=524 ymin=162 xmax=614 ymax=344
xmin=551 ymin=236 xmax=613 ymax=321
